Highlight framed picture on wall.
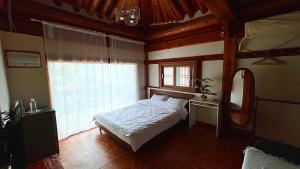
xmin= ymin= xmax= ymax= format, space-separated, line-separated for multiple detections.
xmin=5 ymin=50 xmax=41 ymax=68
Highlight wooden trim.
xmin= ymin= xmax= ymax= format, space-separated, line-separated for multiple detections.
xmin=256 ymin=97 xmax=300 ymax=105
xmin=221 ymin=34 xmax=237 ymax=135
xmin=4 ymin=49 xmax=42 ymax=68
xmin=11 ymin=0 xmax=145 ymax=41
xmin=146 ymin=31 xmax=222 ymax=52
xmin=144 ymin=47 xmax=149 ymax=99
xmin=147 ymin=54 xmax=223 ymax=64
xmin=159 ymin=60 xmax=197 ymax=93
xmin=237 ymin=47 xmax=300 ymax=59
xmin=149 ymin=88 xmax=194 ymax=100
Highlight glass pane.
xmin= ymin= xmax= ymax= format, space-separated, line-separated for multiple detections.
xmin=176 ymin=66 xmax=190 ymax=87
xmin=163 ymin=67 xmax=174 ymax=85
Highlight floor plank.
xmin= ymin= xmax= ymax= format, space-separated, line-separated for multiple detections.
xmin=57 ymin=123 xmax=250 ymax=169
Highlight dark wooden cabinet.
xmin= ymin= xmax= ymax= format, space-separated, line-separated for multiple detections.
xmin=12 ymin=107 xmax=59 ymax=168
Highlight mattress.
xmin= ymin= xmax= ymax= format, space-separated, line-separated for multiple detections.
xmin=93 ymin=99 xmax=186 ymax=151
xmin=242 ymin=147 xmax=300 ymax=169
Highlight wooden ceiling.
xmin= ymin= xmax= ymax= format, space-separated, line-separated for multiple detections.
xmin=1 ymin=0 xmax=300 ymax=43
xmin=52 ymin=0 xmax=209 ymax=25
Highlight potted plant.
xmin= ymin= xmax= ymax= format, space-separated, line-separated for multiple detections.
xmin=194 ymin=78 xmax=213 ymax=100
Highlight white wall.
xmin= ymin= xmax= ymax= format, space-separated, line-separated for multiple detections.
xmin=0 ymin=35 xmax=10 ymax=112
xmin=148 ymin=64 xmax=159 ymax=87
xmin=202 ymin=60 xmax=223 ymax=99
xmin=148 ymin=41 xmax=224 ymax=60
xmin=237 ymin=56 xmax=300 ymax=147
xmin=0 ymin=31 xmax=50 ymax=109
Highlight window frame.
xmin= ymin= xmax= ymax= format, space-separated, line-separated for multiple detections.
xmin=159 ymin=60 xmax=197 ymax=92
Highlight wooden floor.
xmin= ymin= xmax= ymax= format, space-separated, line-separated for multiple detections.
xmin=30 ymin=123 xmax=250 ymax=169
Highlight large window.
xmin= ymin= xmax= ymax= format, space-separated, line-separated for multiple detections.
xmin=48 ymin=62 xmax=140 ymax=139
xmin=160 ymin=60 xmax=197 ymax=92
xmin=43 ymin=23 xmax=145 ymax=140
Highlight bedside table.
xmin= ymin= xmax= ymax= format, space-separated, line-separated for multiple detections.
xmin=189 ymin=98 xmax=221 ymax=137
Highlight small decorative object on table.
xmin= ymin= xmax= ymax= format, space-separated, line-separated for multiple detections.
xmin=29 ymin=98 xmax=37 ymax=113
xmin=194 ymin=78 xmax=213 ymax=100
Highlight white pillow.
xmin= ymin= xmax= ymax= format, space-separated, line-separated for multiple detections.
xmin=166 ymin=97 xmax=189 ymax=119
xmin=151 ymin=94 xmax=169 ymax=101
xmin=166 ymin=97 xmax=188 ymax=109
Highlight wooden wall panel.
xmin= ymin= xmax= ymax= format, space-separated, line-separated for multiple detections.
xmin=237 ymin=47 xmax=300 ymax=59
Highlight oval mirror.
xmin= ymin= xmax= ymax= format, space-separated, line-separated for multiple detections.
xmin=229 ymin=68 xmax=255 ymax=126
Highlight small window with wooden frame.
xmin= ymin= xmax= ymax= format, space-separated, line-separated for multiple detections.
xmin=159 ymin=60 xmax=198 ymax=92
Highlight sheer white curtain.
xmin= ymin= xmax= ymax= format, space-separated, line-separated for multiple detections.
xmin=43 ymin=23 xmax=144 ymax=139
xmin=109 ymin=35 xmax=145 ymax=108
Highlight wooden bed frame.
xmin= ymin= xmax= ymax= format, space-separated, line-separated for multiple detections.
xmin=96 ymin=88 xmax=194 ymax=152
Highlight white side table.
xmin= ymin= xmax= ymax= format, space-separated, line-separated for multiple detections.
xmin=189 ymin=98 xmax=221 ymax=137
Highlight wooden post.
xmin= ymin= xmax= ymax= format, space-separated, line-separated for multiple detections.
xmin=144 ymin=46 xmax=149 ymax=99
xmin=221 ymin=26 xmax=237 ymax=135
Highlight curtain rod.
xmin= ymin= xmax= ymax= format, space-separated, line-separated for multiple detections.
xmin=30 ymin=18 xmax=145 ymax=45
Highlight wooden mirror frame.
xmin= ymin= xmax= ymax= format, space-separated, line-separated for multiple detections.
xmin=229 ymin=68 xmax=255 ymax=126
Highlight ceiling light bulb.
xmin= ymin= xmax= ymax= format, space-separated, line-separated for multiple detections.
xmin=130 ymin=20 xmax=134 ymax=23
xmin=131 ymin=15 xmax=135 ymax=19
xmin=120 ymin=16 xmax=124 ymax=20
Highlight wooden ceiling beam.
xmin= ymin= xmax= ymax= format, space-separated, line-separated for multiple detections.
xmin=241 ymin=0 xmax=300 ymax=22
xmin=108 ymin=0 xmax=126 ymax=21
xmin=98 ymin=0 xmax=113 ymax=17
xmin=11 ymin=0 xmax=145 ymax=40
xmin=152 ymin=0 xmax=162 ymax=24
xmin=191 ymin=0 xmax=208 ymax=14
xmin=177 ymin=0 xmax=195 ymax=18
xmin=158 ymin=0 xmax=169 ymax=23
xmin=87 ymin=0 xmax=101 ymax=15
xmin=146 ymin=15 xmax=219 ymax=40
xmin=148 ymin=22 xmax=221 ymax=44
xmin=165 ymin=1 xmax=176 ymax=22
xmin=146 ymin=30 xmax=222 ymax=51
xmin=73 ymin=0 xmax=83 ymax=12
xmin=139 ymin=0 xmax=153 ymax=26
xmin=200 ymin=0 xmax=238 ymax=24
xmin=167 ymin=0 xmax=183 ymax=21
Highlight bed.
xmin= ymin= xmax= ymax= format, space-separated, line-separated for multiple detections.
xmin=92 ymin=89 xmax=193 ymax=152
xmin=242 ymin=139 xmax=300 ymax=169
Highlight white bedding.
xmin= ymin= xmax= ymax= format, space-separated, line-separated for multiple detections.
xmin=242 ymin=147 xmax=300 ymax=169
xmin=93 ymin=99 xmax=187 ymax=151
